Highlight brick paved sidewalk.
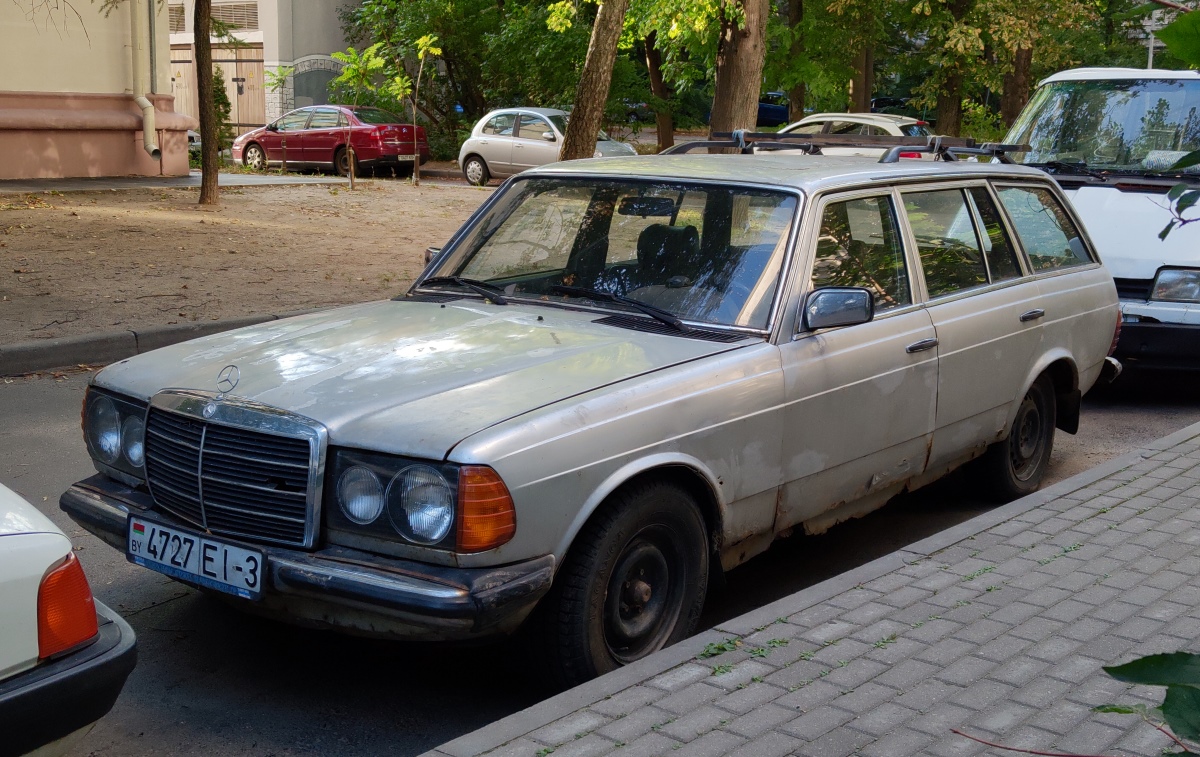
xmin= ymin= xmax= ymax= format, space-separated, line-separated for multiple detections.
xmin=424 ymin=420 xmax=1200 ymax=757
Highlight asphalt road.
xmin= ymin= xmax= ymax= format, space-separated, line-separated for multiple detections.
xmin=1 ymin=369 xmax=1197 ymax=757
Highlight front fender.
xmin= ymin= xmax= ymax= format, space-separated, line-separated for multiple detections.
xmin=551 ymin=453 xmax=725 ymax=561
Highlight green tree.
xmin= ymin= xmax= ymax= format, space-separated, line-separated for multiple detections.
xmin=211 ymin=64 xmax=236 ymax=151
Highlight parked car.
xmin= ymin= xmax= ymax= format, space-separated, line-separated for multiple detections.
xmin=61 ymin=147 xmax=1118 ymax=690
xmin=457 ymin=107 xmax=637 ymax=186
xmin=758 ymin=91 xmax=790 ymax=127
xmin=1004 ymin=67 xmax=1200 ymax=371
xmin=779 ymin=112 xmax=933 ymax=157
xmin=0 ymin=483 xmax=136 ymax=756
xmin=232 ymin=105 xmax=430 ymax=177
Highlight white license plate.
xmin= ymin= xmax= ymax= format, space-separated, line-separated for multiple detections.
xmin=127 ymin=516 xmax=264 ymax=600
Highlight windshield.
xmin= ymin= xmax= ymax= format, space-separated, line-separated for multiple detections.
xmin=424 ymin=178 xmax=798 ymax=329
xmin=549 ymin=114 xmax=611 ymax=142
xmin=1006 ymin=78 xmax=1200 ymax=173
xmin=353 ymin=107 xmax=405 ymax=125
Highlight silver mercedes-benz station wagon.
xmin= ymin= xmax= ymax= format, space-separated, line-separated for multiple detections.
xmin=62 ymin=142 xmax=1120 ymax=686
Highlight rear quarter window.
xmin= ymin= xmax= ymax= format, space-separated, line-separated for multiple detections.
xmin=996 ymin=186 xmax=1092 ymax=271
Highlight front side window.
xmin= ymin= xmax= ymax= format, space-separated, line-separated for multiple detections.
xmin=786 ymin=122 xmax=825 ymax=135
xmin=828 ymin=121 xmax=865 ymax=135
xmin=997 ymin=186 xmax=1091 ymax=270
xmin=905 ymin=189 xmax=988 ymax=298
xmin=517 ymin=115 xmax=552 ymax=139
xmin=482 ymin=114 xmax=516 ymax=136
xmin=429 ymin=178 xmax=798 ymax=329
xmin=811 ymin=195 xmax=911 ymax=311
xmin=277 ymin=110 xmax=310 ymax=131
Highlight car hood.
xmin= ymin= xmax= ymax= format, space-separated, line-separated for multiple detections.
xmin=94 ymin=300 xmax=748 ymax=459
xmin=1064 ymin=185 xmax=1200 ymax=279
xmin=0 ymin=483 xmax=63 ymax=538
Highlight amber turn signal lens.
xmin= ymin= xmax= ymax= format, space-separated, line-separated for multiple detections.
xmin=38 ymin=552 xmax=98 ymax=659
xmin=457 ymin=466 xmax=516 ymax=552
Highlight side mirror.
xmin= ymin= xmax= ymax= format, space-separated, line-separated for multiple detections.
xmin=542 ymin=131 xmax=556 ymax=142
xmin=266 ymin=123 xmax=279 ymax=132
xmin=803 ymin=287 xmax=874 ymax=331
xmin=424 ymin=246 xmax=441 ymax=264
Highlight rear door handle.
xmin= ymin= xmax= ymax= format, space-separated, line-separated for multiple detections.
xmin=906 ymin=338 xmax=939 ymax=354
xmin=1020 ymin=309 xmax=1046 ymax=322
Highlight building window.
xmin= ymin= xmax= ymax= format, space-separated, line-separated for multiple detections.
xmin=168 ymin=3 xmax=185 ymax=32
xmin=211 ymin=2 xmax=258 ymax=31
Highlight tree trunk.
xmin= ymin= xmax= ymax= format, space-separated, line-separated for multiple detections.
xmin=787 ymin=0 xmax=805 ymax=121
xmin=710 ymin=0 xmax=769 ymax=138
xmin=644 ymin=32 xmax=674 ymax=153
xmin=850 ymin=44 xmax=874 ymax=112
xmin=561 ymin=0 xmax=631 ymax=161
xmin=1001 ymin=46 xmax=1033 ymax=127
xmin=194 ymin=0 xmax=219 ymax=205
xmin=935 ymin=72 xmax=964 ymax=136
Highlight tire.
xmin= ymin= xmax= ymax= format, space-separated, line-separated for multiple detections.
xmin=243 ymin=143 xmax=266 ymax=171
xmin=463 ymin=155 xmax=490 ymax=186
xmin=530 ymin=480 xmax=709 ymax=689
xmin=980 ymin=374 xmax=1057 ymax=501
xmin=335 ymin=147 xmax=359 ymax=177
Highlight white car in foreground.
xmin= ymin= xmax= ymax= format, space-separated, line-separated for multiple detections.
xmin=0 ymin=483 xmax=135 ymax=756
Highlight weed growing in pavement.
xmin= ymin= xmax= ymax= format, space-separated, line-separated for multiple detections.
xmin=962 ymin=566 xmax=996 ymax=581
xmin=749 ymin=647 xmax=770 ymax=658
xmin=767 ymin=638 xmax=789 ymax=648
xmin=874 ymin=634 xmax=898 ymax=648
xmin=698 ymin=639 xmax=740 ymax=658
xmin=711 ymin=664 xmax=733 ymax=676
xmin=799 ymin=650 xmax=817 ymax=661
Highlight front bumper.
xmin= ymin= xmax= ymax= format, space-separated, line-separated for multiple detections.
xmin=61 ymin=475 xmax=554 ymax=641
xmin=1114 ymin=320 xmax=1200 ymax=371
xmin=0 ymin=601 xmax=136 ymax=757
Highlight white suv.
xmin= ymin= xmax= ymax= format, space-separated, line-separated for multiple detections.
xmin=780 ymin=113 xmax=933 ymax=157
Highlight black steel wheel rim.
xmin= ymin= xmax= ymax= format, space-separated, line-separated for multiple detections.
xmin=603 ymin=524 xmax=686 ymax=664
xmin=1010 ymin=394 xmax=1046 ymax=482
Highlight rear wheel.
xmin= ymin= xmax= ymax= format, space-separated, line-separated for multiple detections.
xmin=463 ymin=155 xmax=489 ymax=186
xmin=530 ymin=480 xmax=709 ymax=689
xmin=334 ymin=147 xmax=359 ymax=177
xmin=980 ymin=374 xmax=1056 ymax=501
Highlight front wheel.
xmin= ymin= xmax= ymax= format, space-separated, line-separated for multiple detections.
xmin=243 ymin=143 xmax=266 ymax=171
xmin=463 ymin=155 xmax=490 ymax=186
xmin=980 ymin=374 xmax=1057 ymax=501
xmin=531 ymin=480 xmax=709 ymax=689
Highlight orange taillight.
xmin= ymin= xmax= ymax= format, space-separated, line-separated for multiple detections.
xmin=37 ymin=552 xmax=98 ymax=659
xmin=457 ymin=466 xmax=516 ymax=552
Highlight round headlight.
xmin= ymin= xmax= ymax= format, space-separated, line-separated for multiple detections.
xmin=337 ymin=466 xmax=384 ymax=524
xmin=387 ymin=465 xmax=454 ymax=545
xmin=121 ymin=415 xmax=146 ymax=468
xmin=87 ymin=395 xmax=121 ymax=465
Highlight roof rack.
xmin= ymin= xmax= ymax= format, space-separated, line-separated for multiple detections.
xmin=659 ymin=131 xmax=1030 ymax=163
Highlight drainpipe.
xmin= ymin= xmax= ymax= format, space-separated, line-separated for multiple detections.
xmin=130 ymin=0 xmax=161 ymax=160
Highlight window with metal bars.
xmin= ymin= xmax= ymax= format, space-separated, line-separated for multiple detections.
xmin=211 ymin=2 xmax=258 ymax=30
xmin=168 ymin=4 xmax=185 ymax=32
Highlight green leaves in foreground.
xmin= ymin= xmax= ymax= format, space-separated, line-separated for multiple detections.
xmin=1157 ymin=10 xmax=1200 ymax=68
xmin=1096 ymin=652 xmax=1200 ymax=753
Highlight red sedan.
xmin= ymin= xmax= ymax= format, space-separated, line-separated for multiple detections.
xmin=232 ymin=105 xmax=430 ymax=176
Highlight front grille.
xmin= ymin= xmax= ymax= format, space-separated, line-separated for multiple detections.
xmin=145 ymin=407 xmax=314 ymax=546
xmin=1114 ymin=277 xmax=1154 ymax=301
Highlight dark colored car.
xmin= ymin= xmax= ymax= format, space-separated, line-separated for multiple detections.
xmin=232 ymin=105 xmax=431 ymax=176
xmin=757 ymin=92 xmax=790 ymax=127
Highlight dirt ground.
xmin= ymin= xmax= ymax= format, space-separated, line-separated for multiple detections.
xmin=0 ymin=180 xmax=490 ymax=345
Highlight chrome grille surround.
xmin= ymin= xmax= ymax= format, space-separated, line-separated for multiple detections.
xmin=144 ymin=390 xmax=327 ymax=549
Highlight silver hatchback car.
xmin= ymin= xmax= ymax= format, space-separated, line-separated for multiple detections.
xmin=458 ymin=107 xmax=637 ymax=185
xmin=62 ymin=146 xmax=1119 ymax=688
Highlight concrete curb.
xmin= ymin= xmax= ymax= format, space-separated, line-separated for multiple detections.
xmin=0 ymin=309 xmax=318 ymax=376
xmin=420 ymin=418 xmax=1200 ymax=757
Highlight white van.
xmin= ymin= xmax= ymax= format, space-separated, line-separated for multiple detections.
xmin=1004 ymin=67 xmax=1200 ymax=370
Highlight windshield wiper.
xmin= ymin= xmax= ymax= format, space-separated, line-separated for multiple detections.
xmin=548 ymin=285 xmax=690 ymax=332
xmin=420 ymin=276 xmax=508 ymax=304
xmin=1040 ymin=161 xmax=1108 ymax=182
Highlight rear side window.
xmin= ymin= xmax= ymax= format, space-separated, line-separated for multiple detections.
xmin=306 ymin=109 xmax=340 ymax=129
xmin=968 ymin=188 xmax=1022 ymax=282
xmin=996 ymin=186 xmax=1091 ymax=271
xmin=900 ymin=124 xmax=931 ymax=137
xmin=812 ymin=195 xmax=911 ymax=311
xmin=904 ymin=189 xmax=988 ymax=297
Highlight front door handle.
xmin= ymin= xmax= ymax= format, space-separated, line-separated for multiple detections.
xmin=1020 ymin=309 xmax=1046 ymax=322
xmin=906 ymin=338 xmax=939 ymax=354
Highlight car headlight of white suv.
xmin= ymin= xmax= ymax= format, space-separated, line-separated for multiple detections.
xmin=1151 ymin=268 xmax=1200 ymax=303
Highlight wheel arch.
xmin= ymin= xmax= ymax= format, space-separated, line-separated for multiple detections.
xmin=1016 ymin=351 xmax=1080 ymax=435
xmin=551 ymin=455 xmax=725 ymax=568
xmin=243 ymin=141 xmax=264 ymax=164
